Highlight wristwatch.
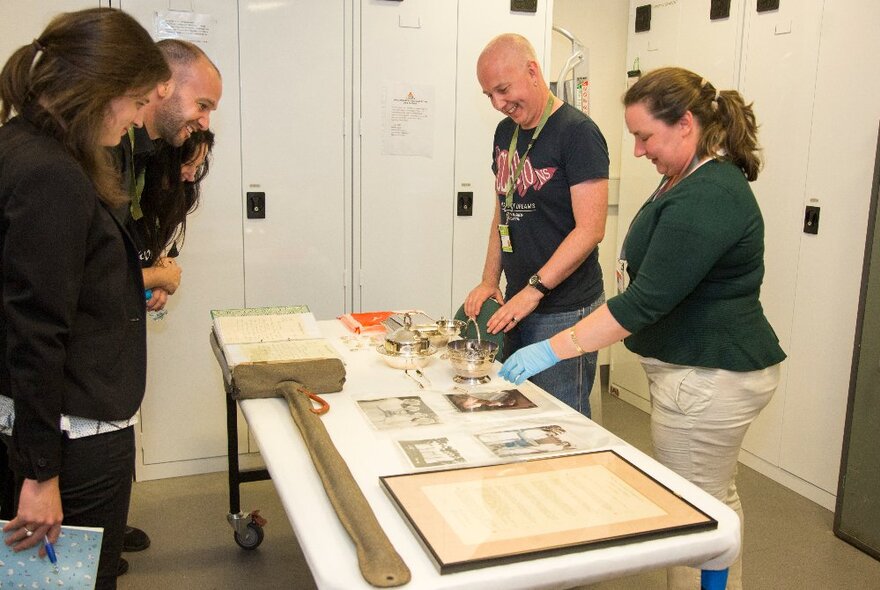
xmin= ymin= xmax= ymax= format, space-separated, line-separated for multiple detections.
xmin=528 ymin=274 xmax=550 ymax=295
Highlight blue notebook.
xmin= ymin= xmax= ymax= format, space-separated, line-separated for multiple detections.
xmin=0 ymin=520 xmax=103 ymax=589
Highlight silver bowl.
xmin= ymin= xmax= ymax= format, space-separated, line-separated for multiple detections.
xmin=412 ymin=318 xmax=466 ymax=348
xmin=376 ymin=345 xmax=437 ymax=370
xmin=446 ymin=339 xmax=499 ymax=384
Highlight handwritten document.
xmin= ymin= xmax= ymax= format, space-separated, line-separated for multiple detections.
xmin=213 ymin=312 xmax=321 ymax=346
xmin=422 ymin=464 xmax=667 ymax=546
xmin=224 ymin=339 xmax=340 ymax=366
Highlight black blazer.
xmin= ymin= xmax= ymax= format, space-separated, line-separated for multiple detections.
xmin=0 ymin=117 xmax=146 ymax=481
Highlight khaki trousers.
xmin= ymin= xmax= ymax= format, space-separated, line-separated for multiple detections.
xmin=640 ymin=358 xmax=781 ymax=590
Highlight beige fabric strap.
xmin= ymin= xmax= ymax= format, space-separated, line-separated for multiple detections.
xmin=280 ymin=381 xmax=411 ymax=587
xmin=230 ymin=357 xmax=346 ymax=399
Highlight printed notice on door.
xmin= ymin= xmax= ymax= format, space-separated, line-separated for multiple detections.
xmin=155 ymin=10 xmax=214 ymax=47
xmin=382 ymin=83 xmax=434 ymax=157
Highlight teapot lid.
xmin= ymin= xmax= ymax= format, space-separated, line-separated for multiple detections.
xmin=386 ymin=313 xmax=425 ymax=346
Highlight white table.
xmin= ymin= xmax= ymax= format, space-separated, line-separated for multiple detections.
xmin=238 ymin=320 xmax=739 ymax=589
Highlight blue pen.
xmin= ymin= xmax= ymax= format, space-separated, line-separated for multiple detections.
xmin=145 ymin=289 xmax=153 ymax=300
xmin=44 ymin=536 xmax=58 ymax=573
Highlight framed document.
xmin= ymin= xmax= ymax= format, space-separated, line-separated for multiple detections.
xmin=380 ymin=450 xmax=717 ymax=573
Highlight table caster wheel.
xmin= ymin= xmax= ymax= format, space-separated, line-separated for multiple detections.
xmin=234 ymin=522 xmax=264 ymax=550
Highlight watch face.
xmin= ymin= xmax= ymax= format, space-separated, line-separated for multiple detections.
xmin=529 ymin=274 xmax=548 ymax=294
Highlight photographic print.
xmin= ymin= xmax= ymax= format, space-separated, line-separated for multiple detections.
xmin=398 ymin=437 xmax=467 ymax=468
xmin=476 ymin=424 xmax=577 ymax=458
xmin=445 ymin=388 xmax=536 ymax=412
xmin=357 ymin=396 xmax=441 ymax=430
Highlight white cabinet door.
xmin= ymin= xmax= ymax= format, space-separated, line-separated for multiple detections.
xmin=239 ymin=0 xmax=348 ymax=319
xmin=0 ymin=1 xmax=100 ymax=61
xmin=125 ymin=1 xmax=347 ymax=478
xmin=778 ymin=0 xmax=880 ymax=494
xmin=356 ymin=0 xmax=458 ymax=317
xmin=610 ymin=0 xmax=770 ymax=413
xmin=357 ymin=0 xmax=553 ymax=318
xmin=736 ymin=0 xmax=824 ymax=467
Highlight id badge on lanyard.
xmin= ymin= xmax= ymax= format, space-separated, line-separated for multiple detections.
xmin=499 ymin=223 xmax=513 ymax=252
xmin=615 ymin=259 xmax=630 ymax=293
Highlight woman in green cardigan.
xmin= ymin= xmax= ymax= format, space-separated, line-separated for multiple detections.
xmin=499 ymin=67 xmax=785 ymax=590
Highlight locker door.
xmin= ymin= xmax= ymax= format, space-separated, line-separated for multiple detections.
xmin=780 ymin=0 xmax=880 ymax=495
xmin=356 ymin=0 xmax=458 ymax=316
xmin=239 ymin=0 xmax=348 ymax=318
xmin=0 ymin=1 xmax=100 ymax=60
xmin=737 ymin=0 xmax=824 ymax=467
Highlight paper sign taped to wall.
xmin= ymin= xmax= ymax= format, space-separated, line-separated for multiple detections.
xmin=155 ymin=10 xmax=214 ymax=46
xmin=382 ymin=83 xmax=435 ymax=158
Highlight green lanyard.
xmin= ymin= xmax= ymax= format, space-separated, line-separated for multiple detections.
xmin=127 ymin=127 xmax=146 ymax=221
xmin=504 ymin=93 xmax=556 ymax=217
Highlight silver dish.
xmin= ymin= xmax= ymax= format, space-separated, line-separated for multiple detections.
xmin=446 ymin=338 xmax=499 ymax=384
xmin=436 ymin=317 xmax=466 ymax=339
xmin=376 ymin=345 xmax=437 ymax=370
xmin=383 ymin=313 xmax=431 ymax=355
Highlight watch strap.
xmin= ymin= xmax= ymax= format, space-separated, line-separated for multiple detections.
xmin=530 ymin=274 xmax=550 ymax=295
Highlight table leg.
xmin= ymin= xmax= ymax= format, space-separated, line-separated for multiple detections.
xmin=701 ymin=568 xmax=729 ymax=590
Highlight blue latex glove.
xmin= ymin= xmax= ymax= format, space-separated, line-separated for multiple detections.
xmin=498 ymin=340 xmax=560 ymax=385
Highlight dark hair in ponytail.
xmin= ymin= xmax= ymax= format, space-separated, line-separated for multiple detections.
xmin=623 ymin=66 xmax=762 ymax=181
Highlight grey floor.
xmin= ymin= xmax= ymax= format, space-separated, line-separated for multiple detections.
xmin=121 ymin=387 xmax=880 ymax=589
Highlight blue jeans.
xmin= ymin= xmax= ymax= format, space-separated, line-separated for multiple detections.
xmin=503 ymin=293 xmax=604 ymax=418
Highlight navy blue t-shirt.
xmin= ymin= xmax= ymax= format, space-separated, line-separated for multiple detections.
xmin=491 ymin=102 xmax=609 ymax=313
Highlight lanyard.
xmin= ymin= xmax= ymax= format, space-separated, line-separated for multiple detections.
xmin=648 ymin=154 xmax=707 ymax=202
xmin=620 ymin=155 xmax=712 ymax=261
xmin=504 ymin=93 xmax=556 ymax=215
xmin=127 ymin=127 xmax=146 ymax=221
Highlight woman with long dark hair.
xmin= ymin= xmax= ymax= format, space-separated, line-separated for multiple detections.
xmin=0 ymin=9 xmax=169 ymax=588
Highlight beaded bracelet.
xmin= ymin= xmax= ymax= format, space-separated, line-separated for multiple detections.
xmin=569 ymin=327 xmax=586 ymax=356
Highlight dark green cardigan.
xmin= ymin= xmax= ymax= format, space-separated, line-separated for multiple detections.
xmin=607 ymin=160 xmax=786 ymax=371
